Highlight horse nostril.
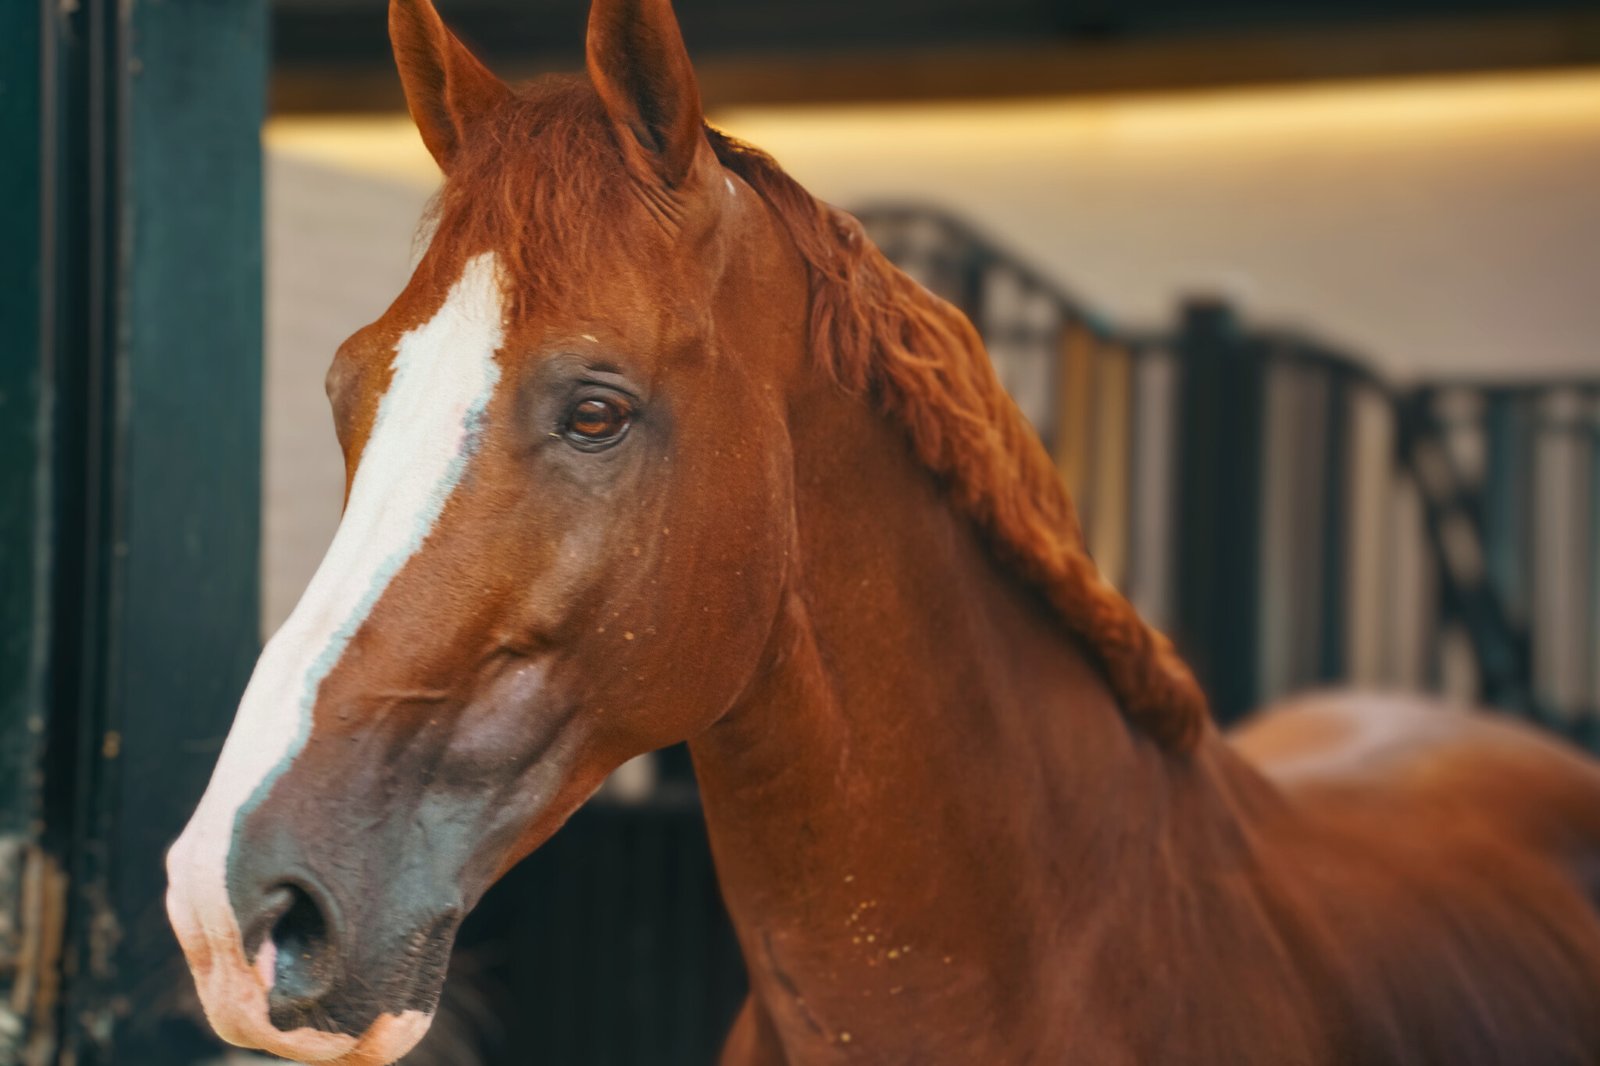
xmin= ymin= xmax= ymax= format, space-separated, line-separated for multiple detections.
xmin=268 ymin=882 xmax=339 ymax=1006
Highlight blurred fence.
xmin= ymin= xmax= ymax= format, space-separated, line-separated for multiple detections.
xmin=1402 ymin=383 xmax=1600 ymax=742
xmin=859 ymin=204 xmax=1600 ymax=739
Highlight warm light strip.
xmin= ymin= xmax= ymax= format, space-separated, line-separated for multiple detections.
xmin=267 ymin=114 xmax=442 ymax=187
xmin=716 ymin=68 xmax=1600 ymax=145
xmin=266 ymin=67 xmax=1600 ymax=185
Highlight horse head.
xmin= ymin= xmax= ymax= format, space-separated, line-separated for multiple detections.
xmin=166 ymin=2 xmax=809 ymax=1060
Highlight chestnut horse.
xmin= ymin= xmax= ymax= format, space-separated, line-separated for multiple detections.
xmin=167 ymin=1 xmax=1600 ymax=1062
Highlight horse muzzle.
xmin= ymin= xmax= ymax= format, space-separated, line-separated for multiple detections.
xmin=166 ymin=799 xmax=466 ymax=1065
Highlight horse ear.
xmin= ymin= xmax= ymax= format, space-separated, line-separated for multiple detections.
xmin=390 ymin=0 xmax=512 ymax=171
xmin=586 ymin=0 xmax=710 ymax=187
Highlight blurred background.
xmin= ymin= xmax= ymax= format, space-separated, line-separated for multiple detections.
xmin=3 ymin=0 xmax=1598 ymax=1064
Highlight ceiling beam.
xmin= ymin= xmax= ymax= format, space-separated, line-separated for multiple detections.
xmin=270 ymin=10 xmax=1600 ymax=114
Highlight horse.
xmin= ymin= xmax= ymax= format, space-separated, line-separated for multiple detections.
xmin=165 ymin=1 xmax=1600 ymax=1062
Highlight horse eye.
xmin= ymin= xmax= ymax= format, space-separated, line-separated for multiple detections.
xmin=564 ymin=397 xmax=631 ymax=447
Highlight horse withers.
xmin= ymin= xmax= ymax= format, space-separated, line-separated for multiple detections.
xmin=166 ymin=1 xmax=1600 ymax=1062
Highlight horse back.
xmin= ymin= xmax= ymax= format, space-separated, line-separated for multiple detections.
xmin=1230 ymin=693 xmax=1600 ymax=1064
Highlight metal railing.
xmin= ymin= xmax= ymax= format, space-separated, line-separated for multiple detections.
xmin=858 ymin=204 xmax=1600 ymax=737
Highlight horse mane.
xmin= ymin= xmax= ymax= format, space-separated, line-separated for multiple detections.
xmin=705 ymin=127 xmax=1210 ymax=752
xmin=424 ymin=76 xmax=1209 ymax=750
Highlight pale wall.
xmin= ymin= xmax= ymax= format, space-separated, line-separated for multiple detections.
xmin=712 ymin=70 xmax=1600 ymax=381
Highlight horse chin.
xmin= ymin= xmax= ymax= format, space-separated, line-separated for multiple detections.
xmin=204 ymin=977 xmax=433 ymax=1064
xmin=242 ymin=1012 xmax=435 ymax=1066
xmin=319 ymin=1012 xmax=437 ymax=1066
xmin=170 ymin=883 xmax=434 ymax=1066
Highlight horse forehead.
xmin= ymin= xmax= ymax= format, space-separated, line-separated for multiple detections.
xmin=332 ymin=258 xmax=525 ymax=433
xmin=300 ymin=262 xmax=506 ymax=700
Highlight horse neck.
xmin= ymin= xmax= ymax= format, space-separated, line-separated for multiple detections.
xmin=689 ymin=375 xmax=1268 ymax=1054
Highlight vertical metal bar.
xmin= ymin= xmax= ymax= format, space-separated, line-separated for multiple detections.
xmin=1126 ymin=347 xmax=1180 ymax=630
xmin=958 ymin=246 xmax=988 ymax=337
xmin=1041 ymin=298 xmax=1067 ymax=459
xmin=0 ymin=2 xmax=59 ymax=1060
xmin=0 ymin=0 xmax=46 ymax=844
xmin=677 ymin=817 xmax=700 ymax=1066
xmin=1089 ymin=343 xmax=1132 ymax=588
xmin=30 ymin=1 xmax=118 ymax=1058
xmin=1054 ymin=322 xmax=1096 ymax=510
xmin=1174 ymin=299 xmax=1264 ymax=724
xmin=1588 ymin=392 xmax=1600 ymax=724
xmin=1318 ymin=367 xmax=1351 ymax=682
xmin=632 ymin=809 xmax=666 ymax=1063
xmin=1342 ymin=382 xmax=1395 ymax=688
xmin=1256 ymin=358 xmax=1298 ymax=701
xmin=548 ymin=817 xmax=585 ymax=1064
xmin=1482 ymin=391 xmax=1531 ymax=625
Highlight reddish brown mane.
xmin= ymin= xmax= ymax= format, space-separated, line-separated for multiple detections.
xmin=426 ymin=77 xmax=1209 ymax=750
xmin=706 ymin=128 xmax=1209 ymax=752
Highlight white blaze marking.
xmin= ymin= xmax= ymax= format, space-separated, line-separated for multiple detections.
xmin=166 ymin=252 xmax=504 ymax=1061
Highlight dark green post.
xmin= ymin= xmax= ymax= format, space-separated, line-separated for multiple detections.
xmin=1315 ymin=364 xmax=1351 ymax=684
xmin=1173 ymin=298 xmax=1266 ymax=725
xmin=1 ymin=1 xmax=57 ymax=1060
xmin=0 ymin=1 xmax=264 ymax=1062
xmin=101 ymin=5 xmax=267 ymax=1063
